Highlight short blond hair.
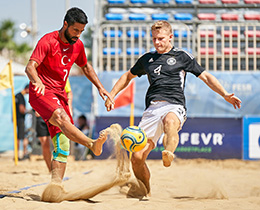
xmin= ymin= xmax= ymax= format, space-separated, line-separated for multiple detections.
xmin=151 ymin=21 xmax=172 ymax=34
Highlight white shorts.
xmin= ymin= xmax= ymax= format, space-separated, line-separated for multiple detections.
xmin=138 ymin=101 xmax=187 ymax=148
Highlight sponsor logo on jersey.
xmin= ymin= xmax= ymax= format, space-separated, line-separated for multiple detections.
xmin=167 ymin=57 xmax=176 ymax=66
xmin=149 ymin=58 xmax=154 ymax=63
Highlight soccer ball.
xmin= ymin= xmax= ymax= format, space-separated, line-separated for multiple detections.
xmin=120 ymin=126 xmax=147 ymax=152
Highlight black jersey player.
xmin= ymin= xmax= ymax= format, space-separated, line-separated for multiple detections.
xmin=105 ymin=20 xmax=241 ymax=196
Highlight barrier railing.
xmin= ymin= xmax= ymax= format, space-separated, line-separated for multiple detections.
xmin=97 ymin=23 xmax=191 ymax=71
xmin=95 ymin=22 xmax=260 ymax=72
xmin=197 ymin=23 xmax=260 ymax=71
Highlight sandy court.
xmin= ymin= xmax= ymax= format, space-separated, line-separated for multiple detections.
xmin=0 ymin=152 xmax=260 ymax=210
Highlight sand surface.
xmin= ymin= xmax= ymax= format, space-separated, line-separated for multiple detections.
xmin=0 ymin=152 xmax=260 ymax=210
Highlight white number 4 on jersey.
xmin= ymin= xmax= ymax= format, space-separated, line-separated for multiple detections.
xmin=154 ymin=65 xmax=162 ymax=75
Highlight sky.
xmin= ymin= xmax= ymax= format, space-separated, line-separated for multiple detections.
xmin=0 ymin=0 xmax=95 ymax=45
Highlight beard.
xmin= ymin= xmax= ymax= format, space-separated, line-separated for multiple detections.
xmin=64 ymin=28 xmax=78 ymax=45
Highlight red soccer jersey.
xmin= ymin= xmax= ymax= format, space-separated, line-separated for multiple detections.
xmin=30 ymin=31 xmax=87 ymax=93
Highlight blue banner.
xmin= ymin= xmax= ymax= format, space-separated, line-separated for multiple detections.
xmin=153 ymin=118 xmax=242 ymax=159
xmin=0 ymin=77 xmax=30 ymax=152
xmin=185 ymin=72 xmax=260 ymax=118
xmin=70 ymin=76 xmax=92 ymax=114
xmin=0 ymin=88 xmax=13 ymax=151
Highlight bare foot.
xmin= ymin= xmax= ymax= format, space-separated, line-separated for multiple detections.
xmin=92 ymin=130 xmax=108 ymax=156
xmin=162 ymin=150 xmax=174 ymax=167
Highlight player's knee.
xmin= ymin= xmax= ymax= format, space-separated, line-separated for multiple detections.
xmin=52 ymin=133 xmax=70 ymax=163
xmin=50 ymin=108 xmax=70 ymax=127
xmin=164 ymin=117 xmax=176 ymax=127
xmin=131 ymin=140 xmax=153 ymax=166
xmin=164 ymin=117 xmax=179 ymax=132
xmin=49 ymin=108 xmax=62 ymax=126
xmin=40 ymin=139 xmax=50 ymax=149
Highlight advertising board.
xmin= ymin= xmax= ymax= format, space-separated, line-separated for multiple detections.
xmin=95 ymin=117 xmax=242 ymax=160
xmin=243 ymin=116 xmax=260 ymax=160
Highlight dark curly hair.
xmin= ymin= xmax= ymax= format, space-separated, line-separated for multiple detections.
xmin=64 ymin=7 xmax=88 ymax=26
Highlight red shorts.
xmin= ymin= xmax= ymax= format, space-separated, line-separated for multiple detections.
xmin=29 ymin=85 xmax=73 ymax=138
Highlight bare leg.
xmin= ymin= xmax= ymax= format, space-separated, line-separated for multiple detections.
xmin=23 ymin=138 xmax=29 ymax=156
xmin=131 ymin=140 xmax=154 ymax=195
xmin=48 ymin=108 xmax=107 ymax=156
xmin=51 ymin=160 xmax=66 ymax=183
xmin=17 ymin=140 xmax=20 ymax=158
xmin=39 ymin=136 xmax=52 ymax=172
xmin=162 ymin=112 xmax=180 ymax=167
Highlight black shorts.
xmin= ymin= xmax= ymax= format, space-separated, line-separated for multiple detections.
xmin=17 ymin=119 xmax=25 ymax=140
xmin=36 ymin=117 xmax=50 ymax=137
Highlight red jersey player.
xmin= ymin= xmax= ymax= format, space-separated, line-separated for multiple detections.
xmin=25 ymin=7 xmax=113 ymax=184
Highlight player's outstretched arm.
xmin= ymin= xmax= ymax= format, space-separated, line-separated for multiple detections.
xmin=198 ymin=71 xmax=241 ymax=109
xmin=105 ymin=70 xmax=136 ymax=112
xmin=25 ymin=60 xmax=45 ymax=95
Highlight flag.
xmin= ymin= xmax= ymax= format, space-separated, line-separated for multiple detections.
xmin=114 ymin=81 xmax=135 ymax=109
xmin=0 ymin=63 xmax=12 ymax=90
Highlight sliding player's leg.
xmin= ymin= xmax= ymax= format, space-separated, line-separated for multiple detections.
xmin=48 ymin=108 xmax=107 ymax=156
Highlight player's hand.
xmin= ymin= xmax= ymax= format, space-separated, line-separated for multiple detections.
xmin=224 ymin=93 xmax=241 ymax=109
xmin=98 ymin=88 xmax=115 ymax=105
xmin=105 ymin=97 xmax=114 ymax=112
xmin=33 ymin=82 xmax=45 ymax=96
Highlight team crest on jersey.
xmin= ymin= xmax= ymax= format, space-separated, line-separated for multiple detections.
xmin=167 ymin=57 xmax=176 ymax=66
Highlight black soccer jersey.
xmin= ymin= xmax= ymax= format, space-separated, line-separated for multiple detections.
xmin=130 ymin=47 xmax=205 ymax=110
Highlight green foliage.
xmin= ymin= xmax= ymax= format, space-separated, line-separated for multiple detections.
xmin=16 ymin=43 xmax=32 ymax=55
xmin=0 ymin=20 xmax=16 ymax=51
xmin=0 ymin=19 xmax=32 ymax=61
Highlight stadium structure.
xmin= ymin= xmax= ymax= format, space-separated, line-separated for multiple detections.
xmin=93 ymin=0 xmax=260 ymax=72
